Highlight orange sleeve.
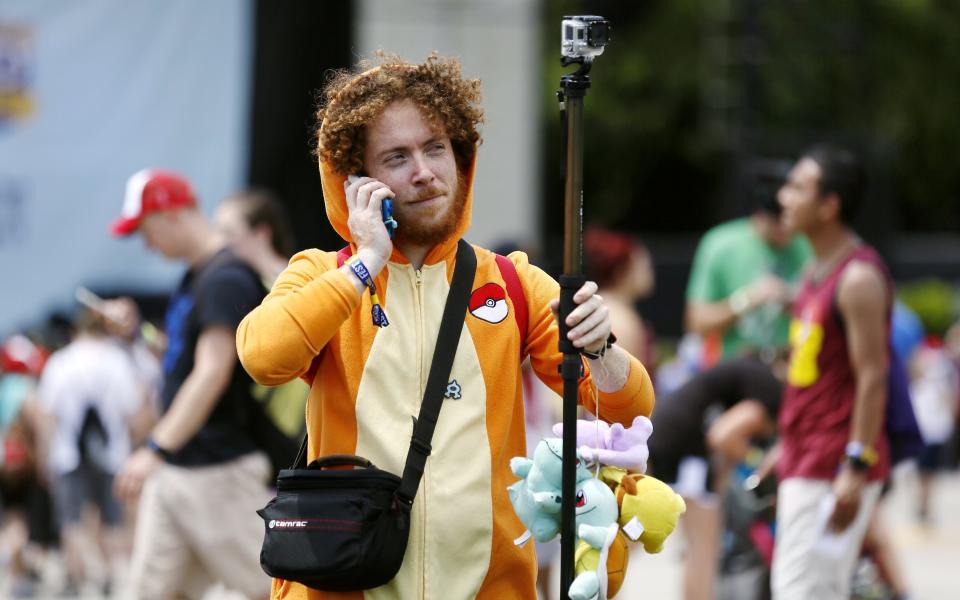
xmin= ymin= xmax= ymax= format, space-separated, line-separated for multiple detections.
xmin=513 ymin=252 xmax=655 ymax=425
xmin=236 ymin=249 xmax=361 ymax=386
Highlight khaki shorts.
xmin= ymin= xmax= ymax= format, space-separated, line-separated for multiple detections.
xmin=129 ymin=452 xmax=272 ymax=600
xmin=771 ymin=477 xmax=882 ymax=600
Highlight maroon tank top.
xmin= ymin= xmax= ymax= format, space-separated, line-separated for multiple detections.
xmin=777 ymin=244 xmax=892 ymax=482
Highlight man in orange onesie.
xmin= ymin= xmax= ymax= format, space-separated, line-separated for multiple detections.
xmin=237 ymin=53 xmax=655 ymax=600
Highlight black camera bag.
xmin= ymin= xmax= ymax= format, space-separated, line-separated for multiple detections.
xmin=257 ymin=240 xmax=476 ymax=591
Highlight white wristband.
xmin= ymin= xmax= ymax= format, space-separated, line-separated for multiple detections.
xmin=728 ymin=289 xmax=751 ymax=317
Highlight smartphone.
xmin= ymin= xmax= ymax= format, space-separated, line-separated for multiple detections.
xmin=348 ymin=175 xmax=397 ymax=239
xmin=380 ymin=198 xmax=397 ymax=239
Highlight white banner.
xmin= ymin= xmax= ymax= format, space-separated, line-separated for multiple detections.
xmin=0 ymin=0 xmax=252 ymax=336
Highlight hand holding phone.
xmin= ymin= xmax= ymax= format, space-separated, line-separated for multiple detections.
xmin=347 ymin=175 xmax=398 ymax=239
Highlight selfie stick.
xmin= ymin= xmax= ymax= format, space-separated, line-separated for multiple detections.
xmin=557 ymin=58 xmax=589 ymax=599
xmin=557 ymin=17 xmax=607 ymax=596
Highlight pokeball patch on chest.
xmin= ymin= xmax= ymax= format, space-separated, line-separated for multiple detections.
xmin=468 ymin=283 xmax=509 ymax=324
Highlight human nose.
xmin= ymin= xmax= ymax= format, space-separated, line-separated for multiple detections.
xmin=410 ymin=153 xmax=436 ymax=185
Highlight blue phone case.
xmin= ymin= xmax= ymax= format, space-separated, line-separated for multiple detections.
xmin=381 ymin=199 xmax=398 ymax=239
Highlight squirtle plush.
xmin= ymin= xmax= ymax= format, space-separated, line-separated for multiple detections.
xmin=553 ymin=415 xmax=653 ymax=472
xmin=508 ymin=437 xmax=591 ymax=542
xmin=600 ymin=466 xmax=686 ymax=553
xmin=569 ymin=476 xmax=628 ymax=600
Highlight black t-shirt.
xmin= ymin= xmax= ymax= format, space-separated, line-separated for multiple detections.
xmin=648 ymin=357 xmax=782 ymax=461
xmin=160 ymin=248 xmax=266 ymax=466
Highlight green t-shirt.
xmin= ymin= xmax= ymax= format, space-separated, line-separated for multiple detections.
xmin=686 ymin=218 xmax=812 ymax=358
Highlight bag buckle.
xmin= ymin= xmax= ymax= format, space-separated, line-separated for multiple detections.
xmin=410 ymin=437 xmax=432 ymax=457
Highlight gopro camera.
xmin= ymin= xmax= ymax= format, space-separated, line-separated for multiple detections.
xmin=561 ymin=15 xmax=611 ymax=60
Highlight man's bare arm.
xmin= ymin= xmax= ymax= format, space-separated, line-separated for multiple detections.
xmin=685 ymin=301 xmax=741 ymax=337
xmin=829 ymin=260 xmax=888 ymax=531
xmin=151 ymin=325 xmax=237 ymax=451
xmin=838 ymin=261 xmax=889 ymax=450
xmin=686 ymin=275 xmax=789 ymax=337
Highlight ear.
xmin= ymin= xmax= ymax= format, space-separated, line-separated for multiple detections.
xmin=819 ymin=192 xmax=841 ymax=223
xmin=252 ymin=223 xmax=273 ymax=242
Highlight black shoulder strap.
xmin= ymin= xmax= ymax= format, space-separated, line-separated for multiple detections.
xmin=291 ymin=240 xmax=478 ymax=496
xmin=396 ymin=239 xmax=476 ymax=504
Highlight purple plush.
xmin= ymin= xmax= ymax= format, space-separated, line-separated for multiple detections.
xmin=553 ymin=416 xmax=653 ymax=472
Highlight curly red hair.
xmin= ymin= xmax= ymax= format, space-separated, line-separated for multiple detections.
xmin=316 ymin=52 xmax=484 ymax=176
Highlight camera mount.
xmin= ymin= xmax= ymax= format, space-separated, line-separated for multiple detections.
xmin=556 ymin=14 xmax=611 ymax=600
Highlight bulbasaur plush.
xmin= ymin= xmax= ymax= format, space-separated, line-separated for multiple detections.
xmin=507 ymin=437 xmax=590 ymax=542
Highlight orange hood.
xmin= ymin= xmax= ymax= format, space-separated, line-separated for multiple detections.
xmin=317 ymin=64 xmax=478 ymax=265
xmin=318 ymin=139 xmax=476 ymax=267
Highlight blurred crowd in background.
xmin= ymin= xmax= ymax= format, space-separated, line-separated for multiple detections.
xmin=1 ymin=168 xmax=957 ymax=599
xmin=2 ymin=1 xmax=960 ymax=599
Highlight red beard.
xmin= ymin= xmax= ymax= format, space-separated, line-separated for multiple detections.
xmin=394 ymin=174 xmax=468 ymax=248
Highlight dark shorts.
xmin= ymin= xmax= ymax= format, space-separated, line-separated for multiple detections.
xmin=0 ymin=472 xmax=32 ymax=509
xmin=648 ymin=452 xmax=716 ymax=498
xmin=917 ymin=443 xmax=945 ymax=472
xmin=54 ymin=461 xmax=122 ymax=526
xmin=1 ymin=473 xmax=60 ymax=545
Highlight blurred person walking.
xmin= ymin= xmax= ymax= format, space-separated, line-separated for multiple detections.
xmin=772 ymin=145 xmax=891 ymax=600
xmin=646 ymin=358 xmax=782 ymax=600
xmin=0 ymin=335 xmax=54 ymax=598
xmin=35 ymin=309 xmax=145 ymax=595
xmin=214 ymin=190 xmax=308 ymax=443
xmin=213 ymin=189 xmax=297 ymax=288
xmin=908 ymin=335 xmax=959 ymax=524
xmin=944 ymin=322 xmax=960 ymax=467
xmin=685 ymin=171 xmax=811 ymax=366
xmin=110 ymin=170 xmax=271 ymax=600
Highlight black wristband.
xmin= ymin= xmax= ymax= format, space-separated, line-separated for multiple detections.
xmin=145 ymin=437 xmax=173 ymax=460
xmin=844 ymin=455 xmax=870 ymax=473
xmin=582 ymin=333 xmax=618 ymax=360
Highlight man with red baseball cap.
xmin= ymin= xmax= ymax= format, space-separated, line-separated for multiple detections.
xmin=110 ymin=169 xmax=197 ymax=236
xmin=110 ymin=169 xmax=271 ymax=600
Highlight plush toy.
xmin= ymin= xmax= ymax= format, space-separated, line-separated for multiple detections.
xmin=569 ymin=476 xmax=628 ymax=600
xmin=600 ymin=467 xmax=686 ymax=554
xmin=553 ymin=416 xmax=653 ymax=472
xmin=508 ymin=437 xmax=591 ymax=542
xmin=509 ymin=434 xmax=684 ymax=598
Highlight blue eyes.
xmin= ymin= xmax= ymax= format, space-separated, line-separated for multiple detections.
xmin=383 ymin=144 xmax=446 ymax=167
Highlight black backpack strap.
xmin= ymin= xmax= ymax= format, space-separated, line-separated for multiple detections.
xmin=396 ymin=240 xmax=476 ymax=505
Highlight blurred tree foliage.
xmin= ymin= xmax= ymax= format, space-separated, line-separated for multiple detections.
xmin=898 ymin=279 xmax=958 ymax=336
xmin=540 ymin=0 xmax=960 ymax=237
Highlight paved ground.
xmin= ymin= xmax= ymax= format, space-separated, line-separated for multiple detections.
xmin=6 ymin=465 xmax=958 ymax=598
